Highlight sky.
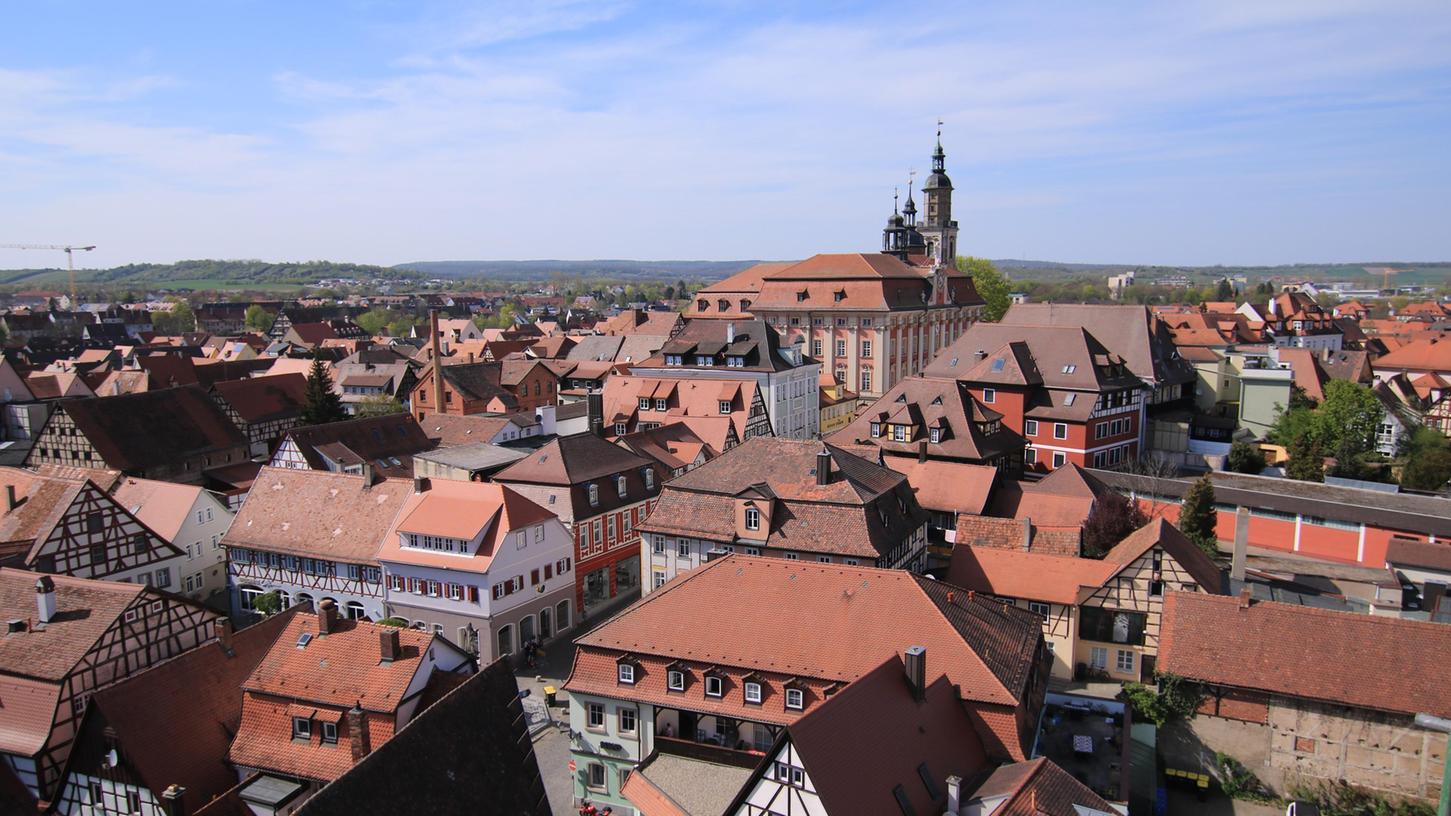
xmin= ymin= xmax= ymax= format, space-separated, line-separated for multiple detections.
xmin=2 ymin=0 xmax=1450 ymax=269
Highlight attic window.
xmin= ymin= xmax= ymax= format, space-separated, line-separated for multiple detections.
xmin=1064 ymin=393 xmax=1077 ymax=406
xmin=833 ymin=290 xmax=845 ymax=302
xmin=869 ymin=422 xmax=882 ymax=438
xmin=991 ymin=357 xmax=1006 ymax=372
xmin=894 ymin=394 xmax=907 ymax=403
xmin=1062 ymin=364 xmax=1077 ymax=374
xmin=930 ymin=395 xmax=943 ymax=405
xmin=796 ymin=290 xmax=808 ymax=302
xmin=929 ymin=427 xmax=941 ymax=444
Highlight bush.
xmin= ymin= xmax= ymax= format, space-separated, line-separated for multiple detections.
xmin=253 ymin=591 xmax=282 ymax=617
xmin=1215 ymin=752 xmax=1276 ymax=803
xmin=1289 ymin=780 xmax=1436 ymax=816
xmin=376 ymin=617 xmax=410 ymax=628
xmin=1082 ymin=492 xmax=1148 ymax=558
xmin=1227 ymin=441 xmax=1266 ymax=474
xmin=1120 ymin=672 xmax=1204 ymax=727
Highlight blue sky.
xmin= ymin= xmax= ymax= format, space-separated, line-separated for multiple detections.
xmin=3 ymin=0 xmax=1450 ymax=268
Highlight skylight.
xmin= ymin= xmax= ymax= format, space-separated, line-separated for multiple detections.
xmin=991 ymin=357 xmax=1006 ymax=372
xmin=296 ymin=632 xmax=313 ymax=649
xmin=1062 ymin=364 xmax=1077 ymax=374
xmin=1064 ymin=393 xmax=1077 ymax=406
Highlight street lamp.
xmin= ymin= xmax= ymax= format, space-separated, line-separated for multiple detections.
xmin=1414 ymin=713 xmax=1451 ymax=816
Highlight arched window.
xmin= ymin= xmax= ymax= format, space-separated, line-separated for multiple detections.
xmin=345 ymin=601 xmax=366 ymax=620
xmin=555 ymin=600 xmax=571 ymax=632
xmin=498 ymin=624 xmax=514 ymax=657
xmin=295 ymin=593 xmax=314 ymax=610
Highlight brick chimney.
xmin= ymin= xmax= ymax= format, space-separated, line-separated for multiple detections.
xmin=903 ymin=645 xmax=926 ymax=702
xmin=35 ymin=576 xmax=56 ymax=624
xmin=918 ymin=438 xmax=928 ymax=463
xmin=161 ymin=784 xmax=187 ymax=816
xmin=1238 ymin=586 xmax=1253 ymax=609
xmin=1231 ymin=507 xmax=1249 ymax=583
xmin=815 ymin=448 xmax=832 ymax=486
xmin=429 ymin=309 xmax=445 ymax=413
xmin=5 ymin=484 xmax=17 ymax=512
xmin=346 ymin=704 xmax=370 ymax=763
xmin=1021 ymin=517 xmax=1033 ymax=552
xmin=318 ymin=598 xmax=339 ymax=635
xmin=379 ymin=627 xmax=401 ymax=663
xmin=946 ymin=775 xmax=962 ymax=815
xmin=214 ymin=619 xmax=233 ymax=655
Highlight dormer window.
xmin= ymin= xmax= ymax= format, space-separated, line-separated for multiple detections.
xmin=667 ymin=670 xmax=686 ymax=692
xmin=618 ymin=663 xmax=636 ymax=684
xmin=697 ymin=299 xmax=709 ymax=311
xmin=833 ymin=290 xmax=845 ymax=303
xmin=696 ymin=355 xmax=714 ymax=367
xmin=745 ymin=507 xmax=760 ymax=531
xmin=718 ymin=299 xmax=730 ymax=311
xmin=719 ymin=400 xmax=732 ymax=415
xmin=638 ymin=397 xmax=650 ymax=410
xmin=705 ymin=675 xmax=724 ymax=698
xmin=796 ymin=290 xmax=808 ymax=302
xmin=292 ymin=716 xmax=312 ymax=741
xmin=870 ymin=422 xmax=882 ymax=438
xmin=614 ymin=422 xmax=628 ymax=436
xmin=929 ymin=427 xmax=942 ymax=444
xmin=655 ymin=398 xmax=667 ymax=411
xmin=321 ymin=721 xmax=337 ymax=744
xmin=785 ymin=688 xmax=804 ymax=710
xmin=617 ymin=475 xmax=628 ymax=498
xmin=644 ymin=468 xmax=655 ymax=490
xmin=982 ymin=388 xmax=996 ymax=404
xmin=588 ymin=484 xmax=600 ymax=506
xmin=891 ymin=424 xmax=909 ymax=442
xmin=665 ymin=354 xmax=683 ymax=366
xmin=744 ymin=681 xmax=763 ymax=704
xmin=727 ymin=356 xmax=744 ymax=367
xmin=741 ymin=300 xmax=751 ymax=311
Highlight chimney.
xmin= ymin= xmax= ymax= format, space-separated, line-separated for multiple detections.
xmin=467 ymin=351 xmax=474 ymax=363
xmin=1022 ymin=517 xmax=1033 ymax=551
xmin=35 ymin=576 xmax=56 ymax=624
xmin=815 ymin=448 xmax=832 ymax=486
xmin=587 ymin=390 xmax=606 ymax=437
xmin=918 ymin=438 xmax=928 ymax=463
xmin=429 ymin=309 xmax=445 ymax=413
xmin=214 ymin=619 xmax=233 ymax=655
xmin=360 ymin=461 xmax=374 ymax=486
xmin=379 ymin=627 xmax=401 ymax=663
xmin=318 ymin=598 xmax=339 ymax=635
xmin=903 ymin=645 xmax=926 ymax=702
xmin=946 ymin=775 xmax=963 ymax=816
xmin=413 ymin=476 xmax=430 ymax=494
xmin=346 ymin=704 xmax=371 ymax=762
xmin=1231 ymin=507 xmax=1249 ymax=582
xmin=161 ymin=785 xmax=187 ymax=816
xmin=726 ymin=322 xmax=736 ymax=344
xmin=536 ymin=404 xmax=557 ymax=436
xmin=1238 ymin=586 xmax=1252 ymax=609
xmin=5 ymin=484 xmax=17 ymax=512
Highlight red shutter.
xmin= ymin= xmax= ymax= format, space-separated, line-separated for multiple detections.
xmin=544 ymin=564 xmax=553 ymax=580
xmin=468 ymin=585 xmax=480 ymax=602
xmin=530 ymin=568 xmax=540 ymax=586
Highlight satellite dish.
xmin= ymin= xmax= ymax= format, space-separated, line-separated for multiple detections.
xmin=105 ymin=748 xmax=118 ymax=768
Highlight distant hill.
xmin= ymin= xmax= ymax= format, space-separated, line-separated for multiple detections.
xmin=0 ymin=259 xmax=403 ymax=291
xmin=392 ymin=259 xmax=762 ymax=282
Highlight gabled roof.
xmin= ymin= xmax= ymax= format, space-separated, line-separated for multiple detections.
xmin=1374 ymin=337 xmax=1451 ymax=374
xmin=494 ymin=431 xmax=653 ymax=486
xmin=1100 ymin=518 xmax=1224 ymax=594
xmin=212 ymin=373 xmax=309 ymax=424
xmin=42 ymin=385 xmax=247 ymax=472
xmin=72 ymin=611 xmax=297 ymax=806
xmin=433 ymin=361 xmax=518 ymax=408
xmin=989 ymin=463 xmax=1113 ymax=526
xmin=224 ymin=468 xmax=414 ymax=563
xmin=1160 ymin=592 xmax=1451 ymax=717
xmin=1274 ymin=347 xmax=1328 ymax=402
xmin=880 ymin=458 xmax=997 ymax=516
xmin=0 ymin=569 xmax=153 ymax=683
xmin=947 ymin=546 xmax=1114 ymax=606
xmin=296 ymin=659 xmax=549 ymax=816
xmin=377 ymin=481 xmax=555 ymax=571
xmin=924 ymin=324 xmax=1143 ymax=393
xmin=277 ymin=413 xmax=435 ymax=477
xmin=827 ymin=376 xmax=1024 ymax=464
xmin=0 ymin=468 xmax=87 ymax=558
xmin=1001 ymin=303 xmax=1196 ymax=386
xmin=963 ymin=756 xmax=1118 ymax=816
xmin=571 ymin=556 xmax=1043 ymax=708
xmin=665 ymin=438 xmax=903 ymax=504
xmin=110 ymin=477 xmax=209 ymax=541
xmin=614 ymin=423 xmax=717 ymax=471
xmin=419 ymin=413 xmax=521 ymax=448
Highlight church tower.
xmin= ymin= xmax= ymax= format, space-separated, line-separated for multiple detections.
xmin=919 ymin=128 xmax=957 ymax=269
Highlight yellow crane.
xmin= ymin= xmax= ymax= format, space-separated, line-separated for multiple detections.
xmin=0 ymin=244 xmax=96 ymax=308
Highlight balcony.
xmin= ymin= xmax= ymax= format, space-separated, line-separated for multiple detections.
xmin=653 ymin=708 xmax=780 ymax=756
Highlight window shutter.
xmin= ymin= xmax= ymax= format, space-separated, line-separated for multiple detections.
xmin=544 ymin=564 xmax=553 ymax=580
xmin=469 ymin=585 xmax=480 ymax=602
xmin=530 ymin=568 xmax=540 ymax=586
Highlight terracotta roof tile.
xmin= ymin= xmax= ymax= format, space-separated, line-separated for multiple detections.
xmin=40 ymin=384 xmax=247 ymax=472
xmin=223 ymin=468 xmax=413 ymax=563
xmin=0 ymin=568 xmax=148 ymax=681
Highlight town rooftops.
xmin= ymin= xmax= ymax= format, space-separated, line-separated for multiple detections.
xmin=570 ymin=555 xmax=1043 ymax=708
xmin=665 ymin=437 xmax=904 ymax=503
xmin=882 ymin=458 xmax=998 ymax=516
xmin=1001 ymin=303 xmax=1196 ymax=386
xmin=277 ymin=413 xmax=435 ymax=478
xmin=961 ymin=756 xmax=1118 ymax=816
xmin=828 ymin=375 xmax=1024 ymax=464
xmin=111 ymin=477 xmax=210 ymax=541
xmin=295 ymin=658 xmax=549 ymax=816
xmin=1374 ymin=336 xmax=1451 ymax=373
xmin=37 ymin=384 xmax=248 ymax=472
xmin=643 ymin=319 xmax=800 ymax=372
xmin=494 ymin=431 xmax=653 ymax=486
xmin=377 ymin=480 xmax=555 ymax=571
xmin=223 ymin=467 xmax=414 ymax=563
xmin=924 ymin=324 xmax=1144 ymax=394
xmin=411 ymin=442 xmax=528 ymax=473
xmin=0 ymin=467 xmax=90 ymax=560
xmin=1385 ymin=537 xmax=1451 ymax=573
xmin=211 ymin=372 xmax=309 ymax=424
xmin=988 ymin=463 xmax=1114 ymax=527
xmin=750 ymin=253 xmax=982 ymax=312
xmin=1159 ymin=591 xmax=1451 ymax=718
xmin=0 ymin=569 xmax=153 ymax=683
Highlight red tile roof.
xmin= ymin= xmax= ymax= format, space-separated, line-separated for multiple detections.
xmin=1158 ymin=592 xmax=1451 ymax=717
xmin=224 ymin=468 xmax=414 ymax=563
xmin=964 ymin=756 xmax=1118 ymax=816
xmin=377 ymin=481 xmax=555 ymax=572
xmin=211 ymin=373 xmax=309 ymax=423
xmin=1374 ymin=337 xmax=1451 ymax=374
xmin=881 ymin=457 xmax=997 ymax=515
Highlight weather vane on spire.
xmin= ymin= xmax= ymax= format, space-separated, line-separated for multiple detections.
xmin=893 ymin=186 xmax=899 ymax=213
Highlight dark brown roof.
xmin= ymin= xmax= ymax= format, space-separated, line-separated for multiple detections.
xmin=1159 ymin=592 xmax=1451 ymax=717
xmin=1385 ymin=537 xmax=1451 ymax=572
xmin=494 ymin=431 xmax=653 ymax=486
xmin=42 ymin=385 xmax=247 ymax=472
xmin=964 ymin=756 xmax=1119 ymax=816
xmin=279 ymin=414 xmax=434 ymax=476
xmin=644 ymin=319 xmax=798 ymax=372
xmin=828 ymin=376 xmax=1025 ymax=464
xmin=212 ymin=373 xmax=309 ymax=424
xmin=433 ymin=361 xmax=519 ymax=408
xmin=297 ymin=658 xmax=550 ymax=816
xmin=72 ymin=611 xmax=298 ymax=806
xmin=1001 ymin=303 xmax=1197 ymax=386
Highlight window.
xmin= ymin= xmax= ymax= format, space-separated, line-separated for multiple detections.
xmin=667 ymin=670 xmax=685 ymax=691
xmin=861 ymin=340 xmax=872 ymax=356
xmin=869 ymin=422 xmax=882 ymax=438
xmin=783 ymin=552 xmax=799 ymax=561
xmin=154 ymin=569 xmax=171 ymax=588
xmin=1024 ymin=419 xmax=1038 ymax=437
xmin=744 ymin=507 xmax=760 ymax=531
xmin=705 ymin=675 xmax=723 ymax=697
xmin=618 ymin=663 xmax=635 ymax=684
xmin=653 ymin=537 xmax=665 ymax=555
xmin=929 ymin=427 xmax=941 ymax=443
xmin=614 ymin=422 xmax=628 ymax=436
xmin=587 ymin=703 xmax=605 ymax=730
xmin=588 ymin=484 xmax=599 ymax=506
xmin=653 ymin=570 xmax=667 ymax=589
xmin=292 ymin=716 xmax=312 ymax=740
xmin=891 ymin=424 xmax=908 ymax=442
xmin=745 ymin=547 xmax=761 ymax=556
xmin=718 ymin=400 xmax=731 ymax=414
xmin=1052 ymin=451 xmax=1067 ymax=468
xmin=1024 ymin=447 xmax=1037 ymax=465
xmin=321 ymin=721 xmax=338 ymax=744
xmin=638 ymin=397 xmax=650 ymax=410
xmin=812 ymin=340 xmax=822 ymax=356
xmin=1116 ymin=649 xmax=1135 ymax=673
xmin=785 ymin=688 xmax=804 ymax=710
xmin=643 ymin=467 xmax=656 ymax=490
xmin=587 ymin=762 xmax=606 ymax=790
xmin=982 ymin=387 xmax=996 ymax=403
xmin=618 ymin=707 xmax=637 ymax=734
xmin=860 ymin=369 xmax=872 ymax=391
xmin=617 ymin=475 xmax=628 ymax=498
xmin=1028 ymin=601 xmax=1050 ymax=618
xmin=1053 ymin=422 xmax=1067 ymax=439
xmin=744 ymin=682 xmax=763 ymax=704
xmin=835 ymin=340 xmax=846 ymax=356
xmin=677 ymin=540 xmax=690 ymax=558
xmin=1089 ymin=646 xmax=1108 ymax=670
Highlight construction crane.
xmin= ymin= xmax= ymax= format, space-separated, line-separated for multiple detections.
xmin=0 ymin=244 xmax=96 ymax=307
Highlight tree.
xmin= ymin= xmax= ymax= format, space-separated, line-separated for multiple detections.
xmin=958 ymin=256 xmax=1012 ymax=321
xmin=153 ymin=300 xmax=196 ymax=334
xmin=354 ymin=392 xmax=404 ymax=417
xmin=1082 ymin=492 xmax=1148 ymax=558
xmin=1226 ymin=441 xmax=1266 ymax=474
xmin=1400 ymin=427 xmax=1451 ymax=491
xmin=1285 ymin=433 xmax=1325 ymax=482
xmin=300 ymin=352 xmax=347 ymax=425
xmin=253 ymin=591 xmax=282 ymax=617
xmin=1215 ymin=278 xmax=1235 ymax=301
xmin=244 ymin=304 xmax=275 ymax=333
xmin=1312 ymin=380 xmax=1382 ymax=463
xmin=355 ymin=308 xmax=392 ymax=335
xmin=1179 ymin=475 xmax=1219 ymax=557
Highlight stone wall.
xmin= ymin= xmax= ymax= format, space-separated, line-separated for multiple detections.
xmin=1267 ymin=696 xmax=1446 ymax=803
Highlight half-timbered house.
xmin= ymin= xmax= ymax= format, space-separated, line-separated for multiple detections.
xmin=111 ymin=477 xmax=234 ymax=602
xmin=0 ymin=468 xmax=187 ymax=589
xmin=223 ymin=468 xmax=414 ymax=621
xmin=0 ymin=569 xmax=220 ymax=802
xmin=209 ymin=373 xmax=309 ymax=457
xmin=52 ymin=611 xmax=296 ymax=816
xmin=24 ymin=385 xmax=250 ymax=485
xmin=268 ymin=413 xmax=435 ymax=480
xmin=563 ymin=555 xmax=1049 ymax=815
xmin=947 ymin=518 xmax=1225 ymax=682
